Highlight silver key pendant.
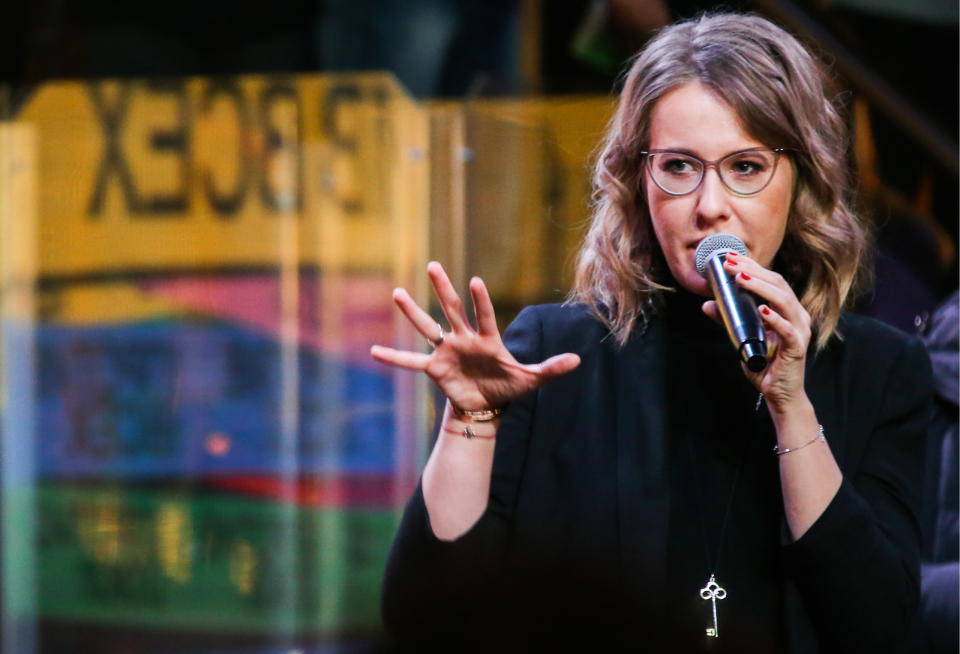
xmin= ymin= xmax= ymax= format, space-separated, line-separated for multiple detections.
xmin=699 ymin=574 xmax=727 ymax=638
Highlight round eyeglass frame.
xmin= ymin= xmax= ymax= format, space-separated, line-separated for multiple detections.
xmin=641 ymin=147 xmax=789 ymax=197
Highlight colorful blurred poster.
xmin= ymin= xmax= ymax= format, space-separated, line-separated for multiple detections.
xmin=7 ymin=73 xmax=431 ymax=643
xmin=38 ymin=484 xmax=394 ymax=634
xmin=37 ymin=272 xmax=397 ymax=479
xmin=7 ymin=70 xmax=613 ymax=646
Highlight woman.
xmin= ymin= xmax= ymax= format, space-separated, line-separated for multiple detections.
xmin=371 ymin=12 xmax=931 ymax=653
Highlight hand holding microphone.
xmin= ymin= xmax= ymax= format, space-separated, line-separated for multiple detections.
xmin=695 ymin=233 xmax=767 ymax=372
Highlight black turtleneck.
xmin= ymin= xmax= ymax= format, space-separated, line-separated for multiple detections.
xmin=661 ymin=289 xmax=785 ymax=652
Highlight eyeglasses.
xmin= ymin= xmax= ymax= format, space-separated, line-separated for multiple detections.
xmin=641 ymin=148 xmax=788 ymax=196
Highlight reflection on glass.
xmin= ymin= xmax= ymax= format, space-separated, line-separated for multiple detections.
xmin=2 ymin=72 xmax=611 ymax=652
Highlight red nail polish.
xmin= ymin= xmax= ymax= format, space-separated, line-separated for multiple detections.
xmin=728 ymin=259 xmax=738 ymax=266
xmin=741 ymin=273 xmax=751 ymax=281
xmin=727 ymin=251 xmax=737 ymax=257
xmin=762 ymin=306 xmax=770 ymax=315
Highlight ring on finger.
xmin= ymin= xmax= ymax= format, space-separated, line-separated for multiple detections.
xmin=427 ymin=322 xmax=445 ymax=349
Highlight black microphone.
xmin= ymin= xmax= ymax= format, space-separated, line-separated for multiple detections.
xmin=694 ymin=233 xmax=767 ymax=372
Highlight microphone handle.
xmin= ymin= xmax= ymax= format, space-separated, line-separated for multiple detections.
xmin=705 ymin=254 xmax=768 ymax=372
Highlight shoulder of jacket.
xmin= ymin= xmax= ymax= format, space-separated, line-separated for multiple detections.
xmin=518 ymin=302 xmax=605 ymax=333
xmin=834 ymin=312 xmax=928 ymax=366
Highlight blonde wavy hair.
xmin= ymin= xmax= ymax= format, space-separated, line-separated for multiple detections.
xmin=570 ymin=12 xmax=869 ymax=350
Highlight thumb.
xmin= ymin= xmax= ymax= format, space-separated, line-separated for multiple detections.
xmin=531 ymin=352 xmax=581 ymax=380
xmin=701 ymin=300 xmax=723 ymax=326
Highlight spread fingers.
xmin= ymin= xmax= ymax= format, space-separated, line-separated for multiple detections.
xmin=469 ymin=276 xmax=499 ymax=337
xmin=392 ymin=287 xmax=445 ymax=345
xmin=370 ymin=345 xmax=431 ymax=371
xmin=427 ymin=261 xmax=471 ymax=333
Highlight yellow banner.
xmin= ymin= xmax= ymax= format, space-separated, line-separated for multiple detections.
xmin=13 ymin=71 xmax=616 ymax=312
xmin=15 ymin=73 xmax=429 ymax=277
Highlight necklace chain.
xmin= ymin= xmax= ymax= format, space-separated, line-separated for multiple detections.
xmin=685 ymin=390 xmax=764 ymax=638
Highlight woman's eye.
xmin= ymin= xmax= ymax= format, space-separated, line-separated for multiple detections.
xmin=728 ymin=159 xmax=766 ymax=175
xmin=662 ymin=158 xmax=697 ymax=174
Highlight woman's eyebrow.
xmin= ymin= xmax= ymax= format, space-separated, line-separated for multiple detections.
xmin=648 ymin=147 xmax=700 ymax=156
xmin=648 ymin=145 xmax=768 ymax=157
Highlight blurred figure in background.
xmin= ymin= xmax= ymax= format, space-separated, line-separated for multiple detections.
xmin=917 ymin=290 xmax=959 ymax=654
xmin=319 ymin=0 xmax=520 ymax=97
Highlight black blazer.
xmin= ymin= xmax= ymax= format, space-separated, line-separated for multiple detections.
xmin=381 ymin=303 xmax=932 ymax=653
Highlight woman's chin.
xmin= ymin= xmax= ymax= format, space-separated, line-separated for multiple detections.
xmin=674 ymin=275 xmax=712 ymax=298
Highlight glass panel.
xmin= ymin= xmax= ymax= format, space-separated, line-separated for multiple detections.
xmin=429 ymin=96 xmax=613 ymax=324
xmin=1 ymin=79 xmax=40 ymax=654
xmin=4 ymin=72 xmax=432 ymax=653
xmin=0 ymin=73 xmax=614 ymax=653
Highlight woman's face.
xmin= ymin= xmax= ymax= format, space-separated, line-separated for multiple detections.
xmin=644 ymin=81 xmax=794 ymax=297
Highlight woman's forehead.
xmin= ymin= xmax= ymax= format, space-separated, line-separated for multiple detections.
xmin=646 ymin=82 xmax=766 ymax=157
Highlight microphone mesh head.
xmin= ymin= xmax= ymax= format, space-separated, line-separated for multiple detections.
xmin=694 ymin=233 xmax=749 ymax=278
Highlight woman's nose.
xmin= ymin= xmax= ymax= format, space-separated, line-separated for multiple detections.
xmin=695 ymin=168 xmax=731 ymax=224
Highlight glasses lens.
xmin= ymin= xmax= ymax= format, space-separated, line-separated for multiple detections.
xmin=718 ymin=150 xmax=778 ymax=194
xmin=648 ymin=153 xmax=703 ymax=195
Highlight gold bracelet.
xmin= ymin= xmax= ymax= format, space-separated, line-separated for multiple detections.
xmin=450 ymin=403 xmax=504 ymax=423
xmin=773 ymin=425 xmax=826 ymax=456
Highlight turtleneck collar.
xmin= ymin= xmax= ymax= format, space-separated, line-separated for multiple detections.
xmin=656 ymin=275 xmax=729 ymax=342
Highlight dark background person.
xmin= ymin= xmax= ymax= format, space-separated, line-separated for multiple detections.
xmin=2 ymin=0 xmax=521 ymax=99
xmin=917 ymin=290 xmax=959 ymax=654
xmin=319 ymin=0 xmax=521 ymax=98
xmin=372 ymin=13 xmax=933 ymax=653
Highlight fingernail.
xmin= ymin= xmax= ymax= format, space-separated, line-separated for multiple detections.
xmin=727 ymin=259 xmax=738 ymax=266
xmin=727 ymin=251 xmax=737 ymax=257
xmin=762 ymin=306 xmax=770 ymax=315
xmin=740 ymin=273 xmax=751 ymax=281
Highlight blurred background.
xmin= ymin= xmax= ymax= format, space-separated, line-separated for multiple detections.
xmin=0 ymin=1 xmax=956 ymax=653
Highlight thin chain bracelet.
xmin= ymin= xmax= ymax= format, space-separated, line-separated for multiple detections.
xmin=443 ymin=424 xmax=496 ymax=440
xmin=773 ymin=425 xmax=825 ymax=456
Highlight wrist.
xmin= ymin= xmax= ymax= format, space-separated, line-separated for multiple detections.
xmin=442 ymin=420 xmax=498 ymax=440
xmin=769 ymin=396 xmax=821 ymax=449
xmin=767 ymin=394 xmax=814 ymax=428
xmin=442 ymin=403 xmax=500 ymax=440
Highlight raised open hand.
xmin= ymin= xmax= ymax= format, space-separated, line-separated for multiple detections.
xmin=370 ymin=262 xmax=580 ymax=412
